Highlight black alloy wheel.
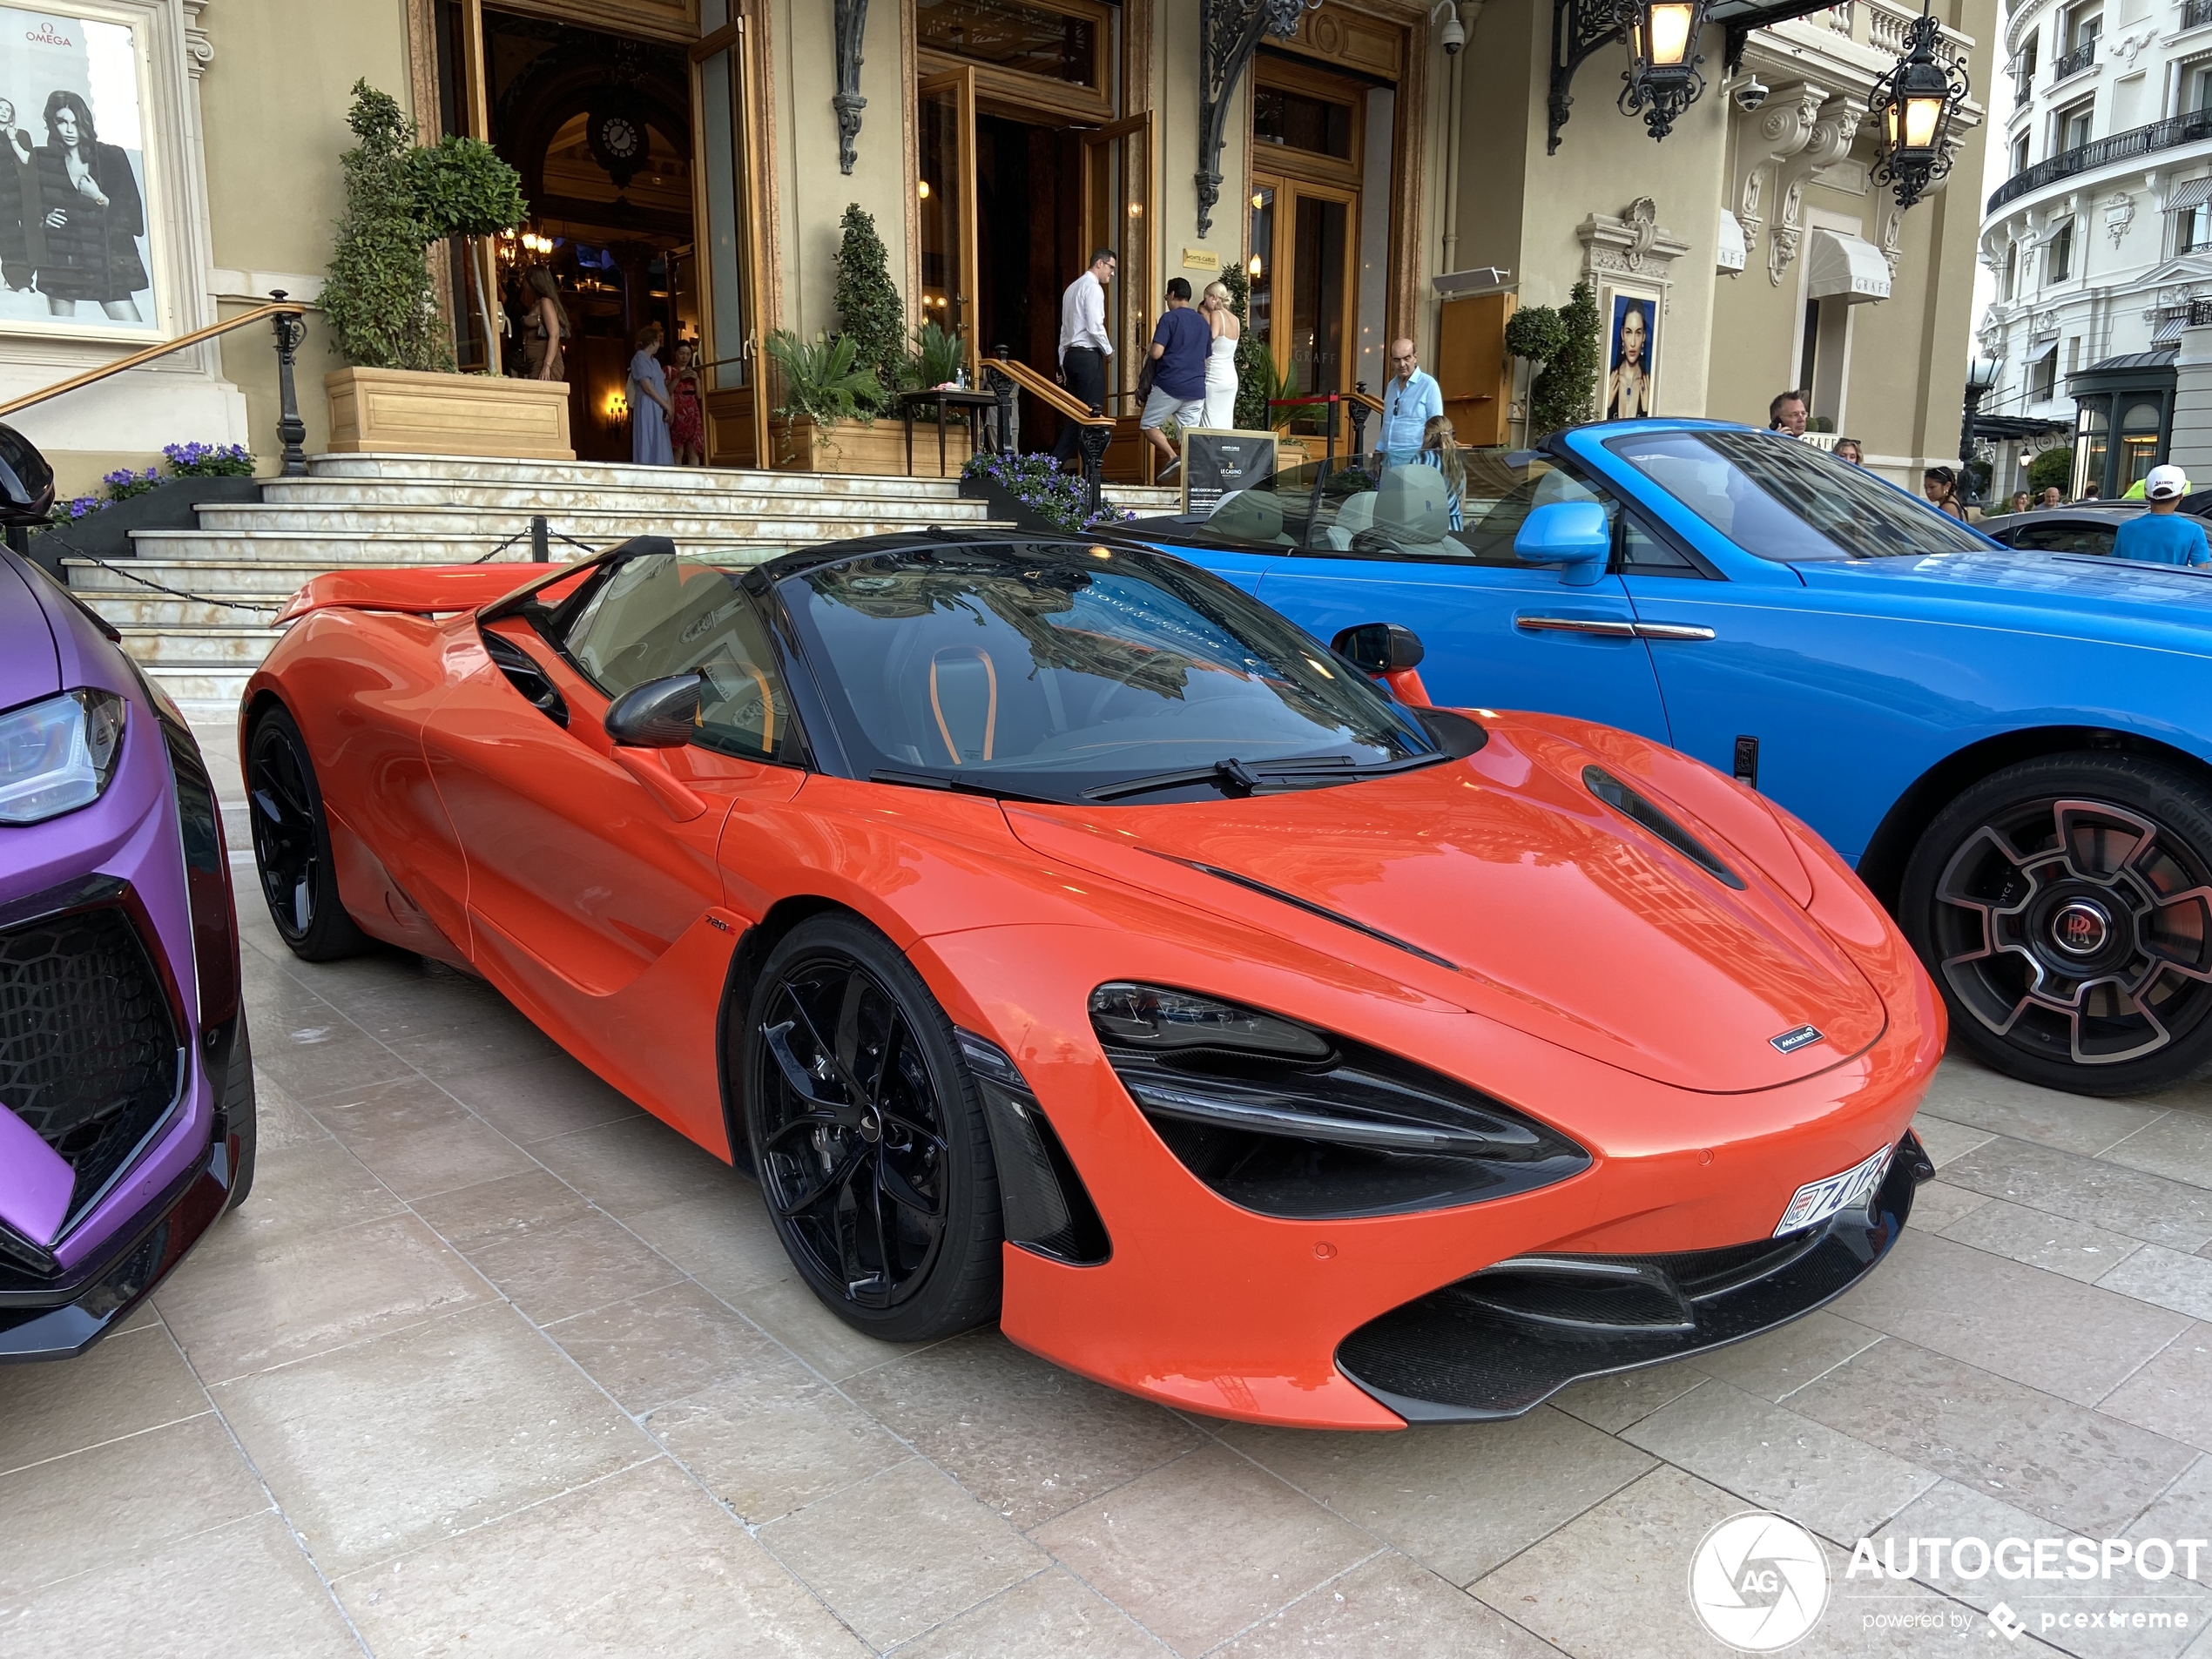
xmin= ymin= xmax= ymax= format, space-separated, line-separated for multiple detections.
xmin=1903 ymin=753 xmax=2212 ymax=1096
xmin=246 ymin=708 xmax=368 ymax=962
xmin=743 ymin=914 xmax=1001 ymax=1341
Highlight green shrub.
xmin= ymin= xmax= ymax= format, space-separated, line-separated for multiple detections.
xmin=833 ymin=205 xmax=906 ymax=410
xmin=320 ymin=82 xmax=453 ymax=373
xmin=765 ymin=330 xmax=880 ymax=429
xmin=1220 ymin=264 xmax=1275 ymax=432
xmin=2027 ymin=445 xmax=2074 ymax=494
xmin=1508 ymin=281 xmax=1601 ymax=441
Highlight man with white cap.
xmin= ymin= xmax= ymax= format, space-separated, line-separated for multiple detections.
xmin=2113 ymin=465 xmax=2212 ymax=566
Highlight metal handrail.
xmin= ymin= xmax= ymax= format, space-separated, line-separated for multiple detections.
xmin=1988 ymin=111 xmax=2212 ymax=212
xmin=0 ymin=291 xmax=310 ymax=475
xmin=2190 ymin=0 xmax=2212 ymax=30
xmin=2050 ymin=39 xmax=2095 ymax=80
xmin=982 ymin=354 xmax=1115 ymax=427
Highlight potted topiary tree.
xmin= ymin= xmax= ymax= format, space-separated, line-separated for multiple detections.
xmin=320 ymin=82 xmax=571 ymax=460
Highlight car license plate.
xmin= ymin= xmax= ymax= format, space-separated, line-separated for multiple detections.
xmin=1774 ymin=1145 xmax=1892 ymax=1237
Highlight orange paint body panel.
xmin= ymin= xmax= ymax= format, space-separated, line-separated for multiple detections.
xmin=245 ymin=573 xmax=1943 ymax=1431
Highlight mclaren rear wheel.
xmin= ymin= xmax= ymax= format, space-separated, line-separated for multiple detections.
xmin=742 ymin=914 xmax=1001 ymax=1342
xmin=246 ymin=706 xmax=368 ymax=962
xmin=1902 ymin=752 xmax=2212 ymax=1096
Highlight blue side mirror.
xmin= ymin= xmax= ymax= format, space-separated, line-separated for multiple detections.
xmin=1514 ymin=500 xmax=1611 ymax=587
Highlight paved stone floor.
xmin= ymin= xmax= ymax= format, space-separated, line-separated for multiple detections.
xmin=10 ymin=731 xmax=2212 ymax=1656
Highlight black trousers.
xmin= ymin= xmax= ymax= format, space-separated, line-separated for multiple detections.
xmin=1053 ymin=346 xmax=1107 ymax=462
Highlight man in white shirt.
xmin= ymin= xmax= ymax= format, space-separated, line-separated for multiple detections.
xmin=1054 ymin=248 xmax=1116 ymax=466
xmin=1378 ymin=339 xmax=1442 ymax=468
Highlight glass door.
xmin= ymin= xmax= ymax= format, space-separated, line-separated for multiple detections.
xmin=692 ymin=0 xmax=770 ymax=465
xmin=1249 ymin=174 xmax=1359 ymax=439
xmin=1082 ymin=111 xmax=1153 ymax=415
xmin=919 ymin=67 xmax=981 ymax=380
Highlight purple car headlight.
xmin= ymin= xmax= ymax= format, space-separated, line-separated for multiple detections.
xmin=0 ymin=689 xmax=127 ymax=825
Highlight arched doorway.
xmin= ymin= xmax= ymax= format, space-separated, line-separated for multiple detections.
xmin=482 ymin=12 xmax=697 ymax=462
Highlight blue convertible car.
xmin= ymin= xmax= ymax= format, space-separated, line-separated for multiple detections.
xmin=1150 ymin=418 xmax=2212 ymax=1098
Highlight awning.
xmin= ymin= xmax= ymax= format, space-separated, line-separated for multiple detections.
xmin=2168 ymin=177 xmax=2212 ymax=213
xmin=1716 ymin=211 xmax=1746 ymax=273
xmin=1805 ymin=228 xmax=1892 ymax=303
xmin=2155 ymin=314 xmax=2188 ymax=344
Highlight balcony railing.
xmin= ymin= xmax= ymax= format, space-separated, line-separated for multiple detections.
xmin=2188 ymin=0 xmax=2212 ymax=30
xmin=1989 ymin=110 xmax=2212 ymax=212
xmin=2013 ymin=62 xmax=2036 ymax=101
xmin=2051 ymin=39 xmax=2097 ymax=79
xmin=2191 ymin=299 xmax=2212 ymax=326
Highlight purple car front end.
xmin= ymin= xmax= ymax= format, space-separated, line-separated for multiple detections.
xmin=0 ymin=547 xmax=253 ymax=1361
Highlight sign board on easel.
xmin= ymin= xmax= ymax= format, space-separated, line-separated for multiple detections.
xmin=1179 ymin=428 xmax=1278 ymax=518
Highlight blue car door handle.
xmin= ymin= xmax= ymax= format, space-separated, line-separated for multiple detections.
xmin=1516 ymin=615 xmax=1716 ymax=641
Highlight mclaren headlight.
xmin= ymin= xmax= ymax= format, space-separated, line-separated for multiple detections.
xmin=0 ymin=689 xmax=126 ymax=826
xmin=1089 ymin=982 xmax=1589 ymax=1219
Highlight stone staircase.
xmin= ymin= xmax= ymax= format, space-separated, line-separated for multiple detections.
xmin=64 ymin=453 xmax=1180 ymax=714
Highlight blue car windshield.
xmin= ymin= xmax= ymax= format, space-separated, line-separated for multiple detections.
xmin=778 ymin=542 xmax=1440 ymax=802
xmin=1603 ymin=429 xmax=1990 ymax=562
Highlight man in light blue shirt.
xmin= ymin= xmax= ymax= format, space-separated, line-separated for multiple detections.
xmin=2114 ymin=465 xmax=2212 ymax=565
xmin=1378 ymin=338 xmax=1442 ymax=467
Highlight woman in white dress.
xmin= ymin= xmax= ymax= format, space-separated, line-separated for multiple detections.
xmin=1198 ymin=280 xmax=1240 ymax=428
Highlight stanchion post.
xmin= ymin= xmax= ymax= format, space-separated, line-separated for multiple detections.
xmin=269 ymin=290 xmax=308 ymax=477
xmin=530 ymin=514 xmax=550 ymax=563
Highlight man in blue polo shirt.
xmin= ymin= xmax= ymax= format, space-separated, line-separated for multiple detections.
xmin=1142 ymin=278 xmax=1211 ymax=482
xmin=2114 ymin=466 xmax=2212 ymax=565
xmin=1379 ymin=338 xmax=1442 ymax=468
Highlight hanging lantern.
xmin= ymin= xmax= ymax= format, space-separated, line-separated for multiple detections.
xmin=1615 ymin=0 xmax=1710 ymax=142
xmin=1871 ymin=11 xmax=1969 ymax=211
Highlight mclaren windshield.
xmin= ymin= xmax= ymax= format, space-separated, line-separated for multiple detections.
xmin=777 ymin=541 xmax=1442 ymax=804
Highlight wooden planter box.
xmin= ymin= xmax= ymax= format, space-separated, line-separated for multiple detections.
xmin=326 ymin=367 xmax=574 ymax=460
xmin=772 ymin=414 xmax=970 ymax=477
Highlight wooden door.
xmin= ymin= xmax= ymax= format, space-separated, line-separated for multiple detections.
xmin=1082 ymin=111 xmax=1154 ymax=414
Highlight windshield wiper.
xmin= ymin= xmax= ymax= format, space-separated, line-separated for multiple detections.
xmin=1082 ymin=751 xmax=1439 ymax=803
xmin=868 ymin=767 xmax=1064 ymax=805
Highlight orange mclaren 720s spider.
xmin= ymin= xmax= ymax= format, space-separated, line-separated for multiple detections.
xmin=241 ymin=528 xmax=1940 ymax=1430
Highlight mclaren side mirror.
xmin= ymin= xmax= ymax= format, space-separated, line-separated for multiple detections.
xmin=0 ymin=421 xmax=55 ymax=527
xmin=1514 ymin=500 xmax=1610 ymax=587
xmin=1331 ymin=622 xmax=1426 ymax=677
xmin=604 ymin=671 xmax=703 ymax=749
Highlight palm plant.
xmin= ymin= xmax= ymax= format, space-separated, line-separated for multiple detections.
xmin=765 ymin=330 xmax=880 ymax=429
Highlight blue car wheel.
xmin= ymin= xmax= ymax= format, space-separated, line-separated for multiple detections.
xmin=1901 ymin=753 xmax=2212 ymax=1096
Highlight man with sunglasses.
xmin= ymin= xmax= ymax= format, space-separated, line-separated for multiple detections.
xmin=1379 ymin=338 xmax=1441 ymax=470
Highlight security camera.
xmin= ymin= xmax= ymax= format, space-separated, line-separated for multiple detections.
xmin=1734 ymin=75 xmax=1770 ymax=111
xmin=1433 ymin=2 xmax=1466 ymax=54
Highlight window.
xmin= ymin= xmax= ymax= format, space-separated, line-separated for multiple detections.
xmin=2047 ymin=218 xmax=2075 ymax=281
xmin=2031 ymin=349 xmax=2059 ymax=401
xmin=2121 ymin=399 xmax=2165 ymax=489
xmin=2182 ymin=206 xmax=2212 ymax=253
xmin=1252 ymin=85 xmax=1355 ymax=161
xmin=2071 ymin=8 xmax=2101 ymax=52
xmin=2066 ymin=335 xmax=2081 ymax=375
xmin=559 ymin=552 xmax=799 ymax=765
xmin=913 ymin=0 xmax=1101 ymax=87
xmin=2006 ymin=521 xmax=2118 ymax=554
xmin=2192 ymin=64 xmax=2212 ymax=111
xmin=2022 ymin=34 xmax=2040 ymax=77
xmin=2060 ymin=100 xmax=2094 ymax=151
xmin=2013 ymin=132 xmax=2031 ymax=175
xmin=1603 ymin=429 xmax=1993 ymax=563
xmin=2004 ymin=242 xmax=2019 ymax=298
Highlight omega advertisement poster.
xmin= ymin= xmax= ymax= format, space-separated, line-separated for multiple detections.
xmin=0 ymin=6 xmax=157 ymax=338
xmin=1602 ymin=287 xmax=1659 ymax=420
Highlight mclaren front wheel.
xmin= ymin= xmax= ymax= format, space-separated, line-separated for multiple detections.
xmin=246 ymin=706 xmax=368 ymax=962
xmin=1902 ymin=752 xmax=2212 ymax=1096
xmin=741 ymin=914 xmax=1002 ymax=1342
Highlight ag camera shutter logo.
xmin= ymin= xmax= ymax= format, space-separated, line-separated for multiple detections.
xmin=1689 ymin=1511 xmax=1831 ymax=1650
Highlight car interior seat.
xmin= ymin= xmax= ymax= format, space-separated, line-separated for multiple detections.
xmin=1207 ymin=488 xmax=1292 ymax=545
xmin=1326 ymin=490 xmax=1377 ymax=550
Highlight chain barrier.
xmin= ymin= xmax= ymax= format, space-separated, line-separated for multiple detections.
xmin=53 ymin=516 xmax=606 ymax=620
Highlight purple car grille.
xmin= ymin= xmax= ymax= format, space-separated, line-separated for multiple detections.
xmin=0 ymin=906 xmax=182 ymax=1229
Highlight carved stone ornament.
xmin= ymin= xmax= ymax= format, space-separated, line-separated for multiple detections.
xmin=184 ymin=0 xmax=212 ymax=77
xmin=1876 ymin=196 xmax=1905 ymax=277
xmin=1578 ymin=197 xmax=1690 ymax=289
xmin=1196 ymin=0 xmax=1312 ymax=237
xmin=833 ymin=0 xmax=868 ymax=176
xmin=1770 ymin=94 xmax=1867 ymax=286
xmin=2109 ymin=25 xmax=2157 ymax=70
xmin=1730 ymin=79 xmax=1827 ymax=250
xmin=2105 ymin=190 xmax=2136 ymax=248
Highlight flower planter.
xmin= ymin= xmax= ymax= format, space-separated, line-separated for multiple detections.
xmin=772 ymin=414 xmax=970 ymax=477
xmin=325 ymin=367 xmax=574 ymax=460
